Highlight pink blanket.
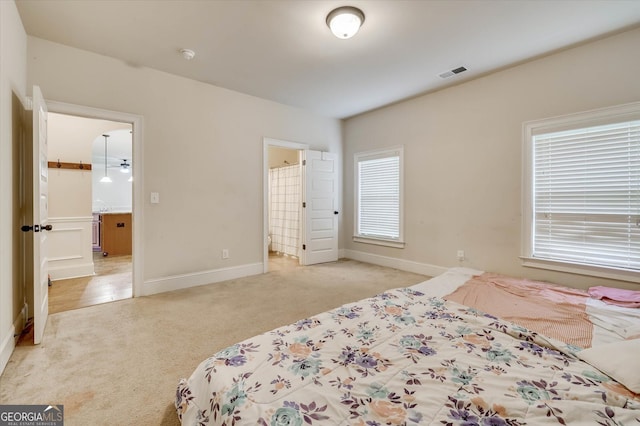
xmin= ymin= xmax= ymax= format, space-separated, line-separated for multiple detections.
xmin=445 ymin=273 xmax=593 ymax=348
xmin=588 ymin=286 xmax=640 ymax=308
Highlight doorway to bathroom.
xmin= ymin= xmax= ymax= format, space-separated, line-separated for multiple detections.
xmin=267 ymin=145 xmax=302 ymax=272
xmin=263 ymin=137 xmax=339 ymax=272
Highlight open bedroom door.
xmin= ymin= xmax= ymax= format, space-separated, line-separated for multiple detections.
xmin=300 ymin=150 xmax=339 ymax=265
xmin=21 ymin=85 xmax=50 ymax=344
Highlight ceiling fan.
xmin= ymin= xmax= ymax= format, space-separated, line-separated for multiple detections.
xmin=96 ymin=134 xmax=133 ymax=182
xmin=114 ymin=159 xmax=130 ymax=173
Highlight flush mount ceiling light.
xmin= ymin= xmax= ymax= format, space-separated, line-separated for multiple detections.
xmin=100 ymin=134 xmax=112 ymax=183
xmin=326 ymin=6 xmax=365 ymax=39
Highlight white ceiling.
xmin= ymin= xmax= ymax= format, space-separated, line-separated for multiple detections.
xmin=16 ymin=0 xmax=640 ymax=119
xmin=92 ymin=129 xmax=133 ymax=169
xmin=47 ymin=111 xmax=131 ymax=166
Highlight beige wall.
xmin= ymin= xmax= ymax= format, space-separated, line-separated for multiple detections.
xmin=47 ymin=113 xmax=93 ymax=218
xmin=27 ymin=36 xmax=342 ymax=281
xmin=344 ymin=27 xmax=640 ymax=290
xmin=0 ymin=0 xmax=28 ymax=373
xmin=269 ymin=146 xmax=299 ymax=168
xmin=47 ymin=113 xmax=129 ymax=218
xmin=47 ymin=170 xmax=93 ymax=218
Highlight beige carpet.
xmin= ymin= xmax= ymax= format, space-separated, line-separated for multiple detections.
xmin=0 ymin=258 xmax=428 ymax=425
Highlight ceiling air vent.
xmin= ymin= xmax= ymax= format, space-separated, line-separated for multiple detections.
xmin=439 ymin=66 xmax=468 ymax=79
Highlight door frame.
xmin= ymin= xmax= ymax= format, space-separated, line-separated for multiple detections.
xmin=47 ymin=100 xmax=144 ymax=297
xmin=262 ymin=137 xmax=308 ymax=273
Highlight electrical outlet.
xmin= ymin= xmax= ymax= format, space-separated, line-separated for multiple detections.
xmin=457 ymin=250 xmax=465 ymax=261
xmin=222 ymin=249 xmax=229 ymax=259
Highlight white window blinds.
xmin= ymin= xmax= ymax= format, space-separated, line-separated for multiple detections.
xmin=533 ymin=120 xmax=640 ymax=271
xmin=356 ymin=152 xmax=401 ymax=240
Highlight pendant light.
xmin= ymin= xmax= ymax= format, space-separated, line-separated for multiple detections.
xmin=100 ymin=134 xmax=112 ymax=183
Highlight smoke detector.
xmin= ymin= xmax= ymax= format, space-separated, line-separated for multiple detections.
xmin=180 ymin=48 xmax=195 ymax=60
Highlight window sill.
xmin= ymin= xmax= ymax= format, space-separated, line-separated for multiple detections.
xmin=353 ymin=236 xmax=405 ymax=249
xmin=520 ymin=256 xmax=640 ymax=284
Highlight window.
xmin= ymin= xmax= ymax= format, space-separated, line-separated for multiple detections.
xmin=354 ymin=146 xmax=404 ymax=248
xmin=522 ymin=103 xmax=640 ymax=282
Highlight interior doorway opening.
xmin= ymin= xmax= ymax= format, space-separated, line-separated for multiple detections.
xmin=267 ymin=146 xmax=302 ymax=270
xmin=16 ymin=94 xmax=142 ymax=346
xmin=46 ymin=112 xmax=133 ymax=313
xmin=263 ymin=138 xmax=309 ymax=273
xmin=263 ymin=138 xmax=340 ymax=272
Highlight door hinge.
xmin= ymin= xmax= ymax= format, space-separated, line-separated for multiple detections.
xmin=302 ymin=202 xmax=306 ymax=208
xmin=302 ymin=244 xmax=306 ymax=250
xmin=302 ymin=160 xmax=306 ymax=166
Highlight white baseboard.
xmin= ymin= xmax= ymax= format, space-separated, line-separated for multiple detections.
xmin=0 ymin=324 xmax=16 ymax=377
xmin=142 ymin=262 xmax=264 ymax=296
xmin=342 ymin=249 xmax=448 ymax=278
xmin=0 ymin=304 xmax=27 ymax=376
xmin=140 ymin=253 xmax=444 ymax=298
xmin=49 ymin=262 xmax=95 ymax=281
xmin=48 ymin=216 xmax=94 ymax=281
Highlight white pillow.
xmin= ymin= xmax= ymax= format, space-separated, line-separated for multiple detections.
xmin=578 ymin=339 xmax=640 ymax=393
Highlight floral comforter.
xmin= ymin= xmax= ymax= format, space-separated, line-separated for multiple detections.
xmin=176 ymin=287 xmax=640 ymax=425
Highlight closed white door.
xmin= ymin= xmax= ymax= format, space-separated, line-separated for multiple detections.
xmin=301 ymin=150 xmax=339 ymax=265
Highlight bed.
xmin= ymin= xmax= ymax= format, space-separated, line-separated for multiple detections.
xmin=176 ymin=268 xmax=640 ymax=425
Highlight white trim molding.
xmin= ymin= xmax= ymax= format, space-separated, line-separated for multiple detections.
xmin=47 ymin=216 xmax=95 ymax=280
xmin=0 ymin=303 xmax=27 ymax=374
xmin=522 ymin=101 xmax=640 ymax=283
xmin=352 ymin=236 xmax=405 ymax=249
xmin=46 ymin=100 xmax=144 ymax=297
xmin=0 ymin=324 xmax=16 ymax=378
xmin=142 ymin=262 xmax=264 ymax=296
xmin=521 ymin=257 xmax=640 ymax=284
xmin=342 ymin=249 xmax=447 ymax=277
xmin=48 ymin=263 xmax=95 ymax=281
xmin=353 ymin=146 xmax=405 ymax=248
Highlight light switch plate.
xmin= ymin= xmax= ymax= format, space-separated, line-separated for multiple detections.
xmin=150 ymin=192 xmax=160 ymax=204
